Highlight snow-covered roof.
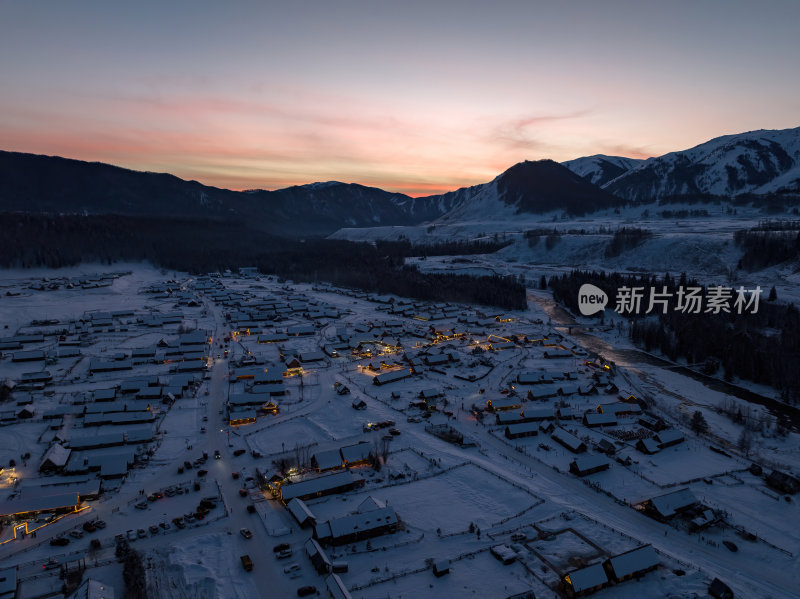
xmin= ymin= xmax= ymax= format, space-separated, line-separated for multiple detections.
xmin=325 ymin=506 xmax=397 ymax=540
xmin=584 ymin=412 xmax=618 ymax=427
xmin=638 ymin=438 xmax=661 ymax=453
xmin=373 ymin=369 xmax=411 ymax=385
xmin=599 ymin=402 xmax=641 ymax=415
xmin=40 ymin=443 xmax=71 ymax=468
xmin=313 ymin=448 xmax=343 ymax=471
xmin=606 ymin=545 xmax=659 ymax=579
xmin=527 ymin=383 xmax=562 ymax=398
xmin=571 ymin=455 xmax=609 ymax=473
xmin=649 ymin=488 xmax=697 ymax=518
xmin=655 ymin=429 xmax=685 ymax=446
xmin=280 ymin=471 xmax=363 ymax=502
xmin=564 ymin=562 xmax=608 ymax=592
xmin=0 ymin=492 xmax=80 ymax=517
xmin=357 ymin=496 xmax=386 ymax=512
xmin=505 ymin=422 xmax=539 ymax=435
xmin=552 ymin=428 xmax=585 ymax=452
xmin=325 ymin=574 xmax=352 ymax=599
xmin=287 ymin=498 xmax=317 ymax=524
xmin=340 ymin=442 xmax=371 ymax=463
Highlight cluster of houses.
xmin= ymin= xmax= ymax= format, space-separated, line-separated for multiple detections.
xmin=561 ymin=544 xmax=660 ymax=598
xmin=10 ymin=272 xmax=123 ymax=294
xmin=0 ymin=291 xmax=210 ymax=540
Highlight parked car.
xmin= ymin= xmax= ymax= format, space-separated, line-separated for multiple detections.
xmin=273 ymin=543 xmax=290 ymax=553
xmin=233 ymin=449 xmax=246 ymax=457
xmin=240 ymin=555 xmax=253 ymax=571
xmin=239 ymin=488 xmax=248 ymax=497
xmin=126 ymin=530 xmax=137 ymax=541
xmin=723 ymin=540 xmax=739 ymax=553
xmin=297 ymin=586 xmax=317 ymax=597
xmin=50 ymin=537 xmax=70 ymax=546
xmin=283 ymin=562 xmax=301 ymax=576
xmin=69 ymin=530 xmax=84 ymax=539
xmin=247 ymin=504 xmax=256 ymax=514
xmin=44 ymin=558 xmax=60 ymax=570
xmin=82 ymin=522 xmax=96 ymax=532
xmin=240 ymin=528 xmax=253 ymax=539
xmin=277 ymin=548 xmax=293 ymax=559
xmin=137 ymin=529 xmax=147 ymax=538
xmin=197 ymin=469 xmax=208 ymax=477
xmin=232 ymin=471 xmax=240 ymax=479
xmin=149 ymin=525 xmax=159 ymax=534
xmin=94 ymin=520 xmax=106 ymax=529
xmin=134 ymin=501 xmax=148 ymax=510
xmin=159 ymin=521 xmax=170 ymax=530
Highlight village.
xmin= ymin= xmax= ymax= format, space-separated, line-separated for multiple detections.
xmin=0 ymin=265 xmax=798 ymax=599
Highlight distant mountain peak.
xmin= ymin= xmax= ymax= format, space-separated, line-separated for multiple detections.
xmin=564 ymin=126 xmax=800 ymax=201
xmin=298 ymin=181 xmax=345 ymax=190
xmin=562 ymin=154 xmax=645 ymax=187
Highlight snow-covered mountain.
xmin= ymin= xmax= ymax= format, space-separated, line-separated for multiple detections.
xmin=561 ymin=155 xmax=644 ymax=187
xmin=432 ymin=159 xmax=624 ymax=222
xmin=587 ymin=128 xmax=800 ymax=202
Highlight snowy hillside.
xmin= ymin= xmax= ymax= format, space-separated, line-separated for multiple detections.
xmin=561 ymin=155 xmax=644 ymax=187
xmin=433 ymin=160 xmax=623 ymax=223
xmin=602 ymin=127 xmax=800 ymax=201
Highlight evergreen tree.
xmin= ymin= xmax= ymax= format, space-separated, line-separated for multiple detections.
xmin=769 ymin=286 xmax=777 ymax=301
xmin=690 ymin=411 xmax=709 ymax=434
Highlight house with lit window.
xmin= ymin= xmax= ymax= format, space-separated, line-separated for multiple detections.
xmin=561 ymin=563 xmax=609 ymax=598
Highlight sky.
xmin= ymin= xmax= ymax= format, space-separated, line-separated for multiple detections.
xmin=1 ymin=1 xmax=799 ymax=196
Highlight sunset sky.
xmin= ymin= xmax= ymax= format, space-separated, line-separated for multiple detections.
xmin=1 ymin=1 xmax=798 ymax=196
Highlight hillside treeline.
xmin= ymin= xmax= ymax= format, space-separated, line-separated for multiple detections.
xmin=734 ymin=220 xmax=800 ymax=270
xmin=373 ymin=238 xmax=512 ymax=258
xmin=0 ymin=213 xmax=526 ymax=310
xmin=550 ymin=270 xmax=800 ymax=402
xmin=604 ymin=227 xmax=652 ymax=258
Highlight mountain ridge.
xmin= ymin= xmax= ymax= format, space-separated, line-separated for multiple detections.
xmin=562 ymin=127 xmax=800 ymax=201
xmin=2 ymin=125 xmax=799 ymax=238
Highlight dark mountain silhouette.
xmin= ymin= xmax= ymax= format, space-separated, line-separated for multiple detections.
xmin=494 ymin=159 xmax=624 ymax=215
xmin=0 ymin=151 xmax=457 ymax=237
